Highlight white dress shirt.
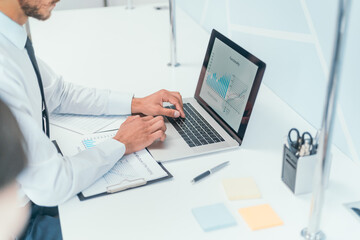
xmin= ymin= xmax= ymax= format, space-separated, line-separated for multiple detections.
xmin=0 ymin=12 xmax=133 ymax=206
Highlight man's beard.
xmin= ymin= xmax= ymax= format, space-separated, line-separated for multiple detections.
xmin=18 ymin=0 xmax=56 ymax=21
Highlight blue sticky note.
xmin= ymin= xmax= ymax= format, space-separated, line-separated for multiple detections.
xmin=192 ymin=203 xmax=237 ymax=232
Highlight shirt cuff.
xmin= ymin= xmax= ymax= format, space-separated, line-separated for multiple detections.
xmin=107 ymin=91 xmax=133 ymax=115
xmin=96 ymin=138 xmax=126 ymax=161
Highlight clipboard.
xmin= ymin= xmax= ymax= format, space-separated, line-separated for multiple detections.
xmin=77 ymin=161 xmax=172 ymax=201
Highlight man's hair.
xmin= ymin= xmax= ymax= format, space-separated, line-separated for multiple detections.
xmin=0 ymin=99 xmax=27 ymax=189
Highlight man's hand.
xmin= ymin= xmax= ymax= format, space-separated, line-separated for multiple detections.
xmin=113 ymin=115 xmax=166 ymax=154
xmin=131 ymin=89 xmax=185 ymax=118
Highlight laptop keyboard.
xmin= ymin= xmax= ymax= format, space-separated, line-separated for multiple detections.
xmin=165 ymin=103 xmax=224 ymax=147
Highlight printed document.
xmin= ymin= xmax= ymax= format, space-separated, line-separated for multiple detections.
xmin=50 ymin=113 xmax=126 ymax=134
xmin=79 ymin=131 xmax=168 ymax=197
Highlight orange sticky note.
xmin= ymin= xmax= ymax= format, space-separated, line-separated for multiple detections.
xmin=238 ymin=204 xmax=283 ymax=230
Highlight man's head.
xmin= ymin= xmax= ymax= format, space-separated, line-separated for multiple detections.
xmin=18 ymin=0 xmax=60 ymax=21
xmin=0 ymin=99 xmax=28 ymax=238
xmin=0 ymin=0 xmax=60 ymax=25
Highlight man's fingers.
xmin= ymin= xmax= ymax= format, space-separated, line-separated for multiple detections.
xmin=159 ymin=132 xmax=166 ymax=141
xmin=127 ymin=115 xmax=140 ymax=120
xmin=167 ymin=96 xmax=185 ymax=118
xmin=125 ymin=115 xmax=140 ymax=123
xmin=141 ymin=115 xmax=154 ymax=121
xmin=170 ymin=91 xmax=183 ymax=108
xmin=161 ymin=91 xmax=185 ymax=118
xmin=148 ymin=115 xmax=165 ymax=124
xmin=157 ymin=107 xmax=181 ymax=118
xmin=150 ymin=130 xmax=166 ymax=142
xmin=171 ymin=103 xmax=185 ymax=118
xmin=148 ymin=117 xmax=166 ymax=133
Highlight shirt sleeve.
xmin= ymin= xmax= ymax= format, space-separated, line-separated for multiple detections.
xmin=17 ymin=117 xmax=125 ymax=206
xmin=0 ymin=60 xmax=126 ymax=206
xmin=16 ymin=106 xmax=125 ymax=206
xmin=38 ymin=59 xmax=133 ymax=116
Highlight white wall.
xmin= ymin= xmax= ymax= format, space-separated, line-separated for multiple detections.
xmin=177 ymin=0 xmax=359 ymax=162
xmin=52 ymin=0 xmax=359 ymax=162
xmin=55 ymin=0 xmax=166 ymax=10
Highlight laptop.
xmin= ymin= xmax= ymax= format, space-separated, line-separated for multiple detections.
xmin=148 ymin=29 xmax=266 ymax=162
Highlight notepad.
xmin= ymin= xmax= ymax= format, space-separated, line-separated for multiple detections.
xmin=192 ymin=203 xmax=237 ymax=232
xmin=79 ymin=131 xmax=170 ymax=199
xmin=238 ymin=204 xmax=283 ymax=230
xmin=222 ymin=177 xmax=261 ymax=200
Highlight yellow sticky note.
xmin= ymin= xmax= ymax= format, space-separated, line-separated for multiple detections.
xmin=238 ymin=204 xmax=284 ymax=230
xmin=222 ymin=178 xmax=261 ymax=200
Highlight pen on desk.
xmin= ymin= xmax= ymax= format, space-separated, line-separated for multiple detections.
xmin=154 ymin=6 xmax=168 ymax=10
xmin=191 ymin=161 xmax=230 ymax=183
xmin=351 ymin=207 xmax=360 ymax=217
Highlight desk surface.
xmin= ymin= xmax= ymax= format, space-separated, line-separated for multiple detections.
xmin=30 ymin=4 xmax=360 ymax=240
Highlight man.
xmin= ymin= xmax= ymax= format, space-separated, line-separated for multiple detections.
xmin=0 ymin=99 xmax=29 ymax=239
xmin=0 ymin=0 xmax=185 ymax=239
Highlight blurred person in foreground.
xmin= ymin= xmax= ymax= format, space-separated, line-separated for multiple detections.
xmin=0 ymin=99 xmax=28 ymax=240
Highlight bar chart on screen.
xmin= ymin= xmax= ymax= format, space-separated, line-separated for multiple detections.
xmin=206 ymin=72 xmax=231 ymax=99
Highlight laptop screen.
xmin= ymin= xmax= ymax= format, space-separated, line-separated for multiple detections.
xmin=195 ymin=30 xmax=266 ymax=144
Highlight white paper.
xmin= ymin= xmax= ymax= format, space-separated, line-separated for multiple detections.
xmin=79 ymin=132 xmax=168 ymax=197
xmin=50 ymin=113 xmax=127 ymax=134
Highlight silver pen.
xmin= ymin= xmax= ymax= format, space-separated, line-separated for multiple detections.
xmin=191 ymin=161 xmax=230 ymax=183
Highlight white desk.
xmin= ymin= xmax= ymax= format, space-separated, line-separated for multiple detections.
xmin=30 ymin=4 xmax=360 ymax=240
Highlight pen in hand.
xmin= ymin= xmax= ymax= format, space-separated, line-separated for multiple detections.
xmin=191 ymin=161 xmax=230 ymax=183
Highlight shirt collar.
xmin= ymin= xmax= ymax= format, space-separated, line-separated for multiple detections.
xmin=0 ymin=11 xmax=27 ymax=49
